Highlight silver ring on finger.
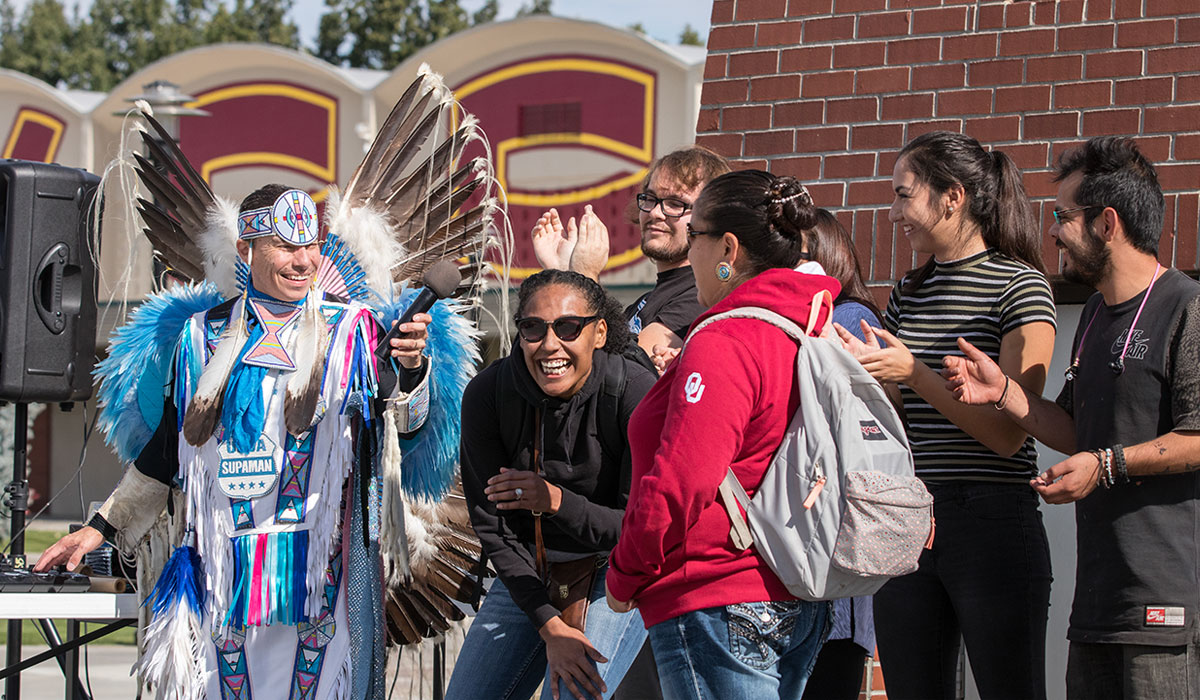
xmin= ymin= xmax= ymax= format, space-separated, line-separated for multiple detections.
xmin=514 ymin=487 xmax=524 ymax=499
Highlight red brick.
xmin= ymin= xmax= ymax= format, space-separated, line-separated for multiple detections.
xmin=1148 ymin=46 xmax=1200 ymax=76
xmin=1146 ymin=0 xmax=1200 ymax=15
xmin=998 ymin=28 xmax=1055 ymax=56
xmin=808 ymin=182 xmax=846 ymax=208
xmin=697 ymin=108 xmax=720 ymax=133
xmin=711 ymin=0 xmax=734 ymax=24
xmin=1115 ymin=77 xmax=1173 ymax=106
xmin=876 ymin=147 xmax=899 ymax=175
xmin=1180 ymin=75 xmax=1200 ymax=102
xmin=1027 ymin=55 xmax=1083 ymax=83
xmin=1051 ymin=139 xmax=1089 ymax=165
xmin=745 ymin=130 xmax=795 ymax=156
xmin=1085 ymin=51 xmax=1144 ymax=79
xmin=978 ymin=3 xmax=1004 ymax=29
xmin=1117 ymin=19 xmax=1176 ymax=47
xmin=1054 ymin=81 xmax=1114 ymax=109
xmin=786 ymin=0 xmax=834 ymax=16
xmin=709 ymin=25 xmax=757 ymax=51
xmin=856 ymin=66 xmax=910 ymax=93
xmin=911 ymin=6 xmax=967 ymax=34
xmin=729 ymin=50 xmax=779 ymax=76
xmin=802 ymin=16 xmax=856 ymax=42
xmin=1157 ymin=164 xmax=1200 ymax=193
xmin=730 ymin=158 xmax=768 ymax=171
xmin=834 ymin=41 xmax=886 ymax=68
xmin=1001 ymin=142 xmax=1051 ymax=171
xmin=1058 ymin=24 xmax=1116 ymax=51
xmin=968 ymin=59 xmax=1024 ymax=86
xmin=802 ymin=71 xmax=856 ymax=97
xmin=1135 ymin=135 xmax=1171 ymax=165
xmin=936 ymin=88 xmax=993 ymax=116
xmin=774 ymin=100 xmax=825 ymax=127
xmin=1177 ymin=133 xmax=1200 ymax=160
xmin=1175 ymin=193 xmax=1199 ymax=269
xmin=886 ymin=37 xmax=940 ymax=65
xmin=780 ymin=45 xmax=833 ymax=72
xmin=836 ymin=0 xmax=887 ymax=10
xmin=853 ymin=123 xmax=906 ymax=150
xmin=704 ymin=55 xmax=727 ymax=80
xmin=1145 ymin=105 xmax=1200 ymax=134
xmin=735 ymin=0 xmax=789 ymax=21
xmin=757 ymin=20 xmax=805 ymax=46
xmin=1025 ymin=112 xmax=1080 ymax=139
xmin=1023 ymin=169 xmax=1059 ymax=198
xmin=890 ymin=0 xmax=943 ymax=9
xmin=1181 ymin=17 xmax=1200 ymax=43
xmin=858 ymin=11 xmax=912 ymax=38
xmin=793 ymin=126 xmax=850 ymax=153
xmin=751 ymin=75 xmax=802 ymax=101
xmin=906 ymin=119 xmax=964 ymax=140
xmin=1057 ymin=0 xmax=1085 ymax=23
xmin=825 ymin=153 xmax=877 ymax=178
xmin=695 ymin=133 xmax=743 ymax=158
xmin=722 ymin=105 xmax=772 ymax=130
xmin=771 ymin=156 xmax=822 ymax=179
xmin=1034 ymin=0 xmax=1056 ymax=25
xmin=1081 ymin=108 xmax=1140 ymax=136
xmin=1005 ymin=1 xmax=1033 ymax=27
xmin=1084 ymin=0 xmax=1112 ymax=20
xmin=943 ymin=33 xmax=999 ymax=61
xmin=912 ymin=63 xmax=966 ymax=90
xmin=826 ymin=97 xmax=880 ymax=123
xmin=965 ymin=115 xmax=1020 ymax=143
xmin=848 ymin=179 xmax=895 ymax=206
xmin=882 ymin=93 xmax=936 ymax=120
xmin=995 ymin=85 xmax=1052 ymax=112
xmin=701 ymin=79 xmax=750 ymax=105
xmin=1114 ymin=0 xmax=1141 ymax=19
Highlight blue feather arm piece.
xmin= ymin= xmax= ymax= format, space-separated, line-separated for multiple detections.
xmin=378 ymin=287 xmax=480 ymax=500
xmin=97 ymin=283 xmax=227 ymax=463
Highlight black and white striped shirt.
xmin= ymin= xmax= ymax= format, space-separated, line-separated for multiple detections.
xmin=885 ymin=249 xmax=1056 ymax=482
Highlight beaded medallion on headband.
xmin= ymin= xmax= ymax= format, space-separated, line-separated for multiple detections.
xmin=237 ymin=189 xmax=320 ymax=246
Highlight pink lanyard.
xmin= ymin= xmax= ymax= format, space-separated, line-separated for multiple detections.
xmin=1065 ymin=263 xmax=1162 ymax=380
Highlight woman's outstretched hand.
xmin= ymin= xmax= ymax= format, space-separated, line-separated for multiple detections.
xmin=485 ymin=467 xmax=562 ymax=514
xmin=540 ymin=616 xmax=609 ymax=700
xmin=836 ymin=320 xmax=916 ymax=384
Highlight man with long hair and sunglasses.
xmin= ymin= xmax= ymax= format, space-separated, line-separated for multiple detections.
xmin=532 ymin=147 xmax=731 ymax=363
xmin=943 ymin=136 xmax=1200 ymax=699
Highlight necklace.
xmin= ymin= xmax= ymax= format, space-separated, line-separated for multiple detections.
xmin=1065 ymin=263 xmax=1162 ymax=381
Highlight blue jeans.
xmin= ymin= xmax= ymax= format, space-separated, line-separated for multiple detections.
xmin=445 ymin=566 xmax=647 ymax=700
xmin=648 ymin=600 xmax=831 ymax=700
xmin=874 ymin=481 xmax=1052 ymax=700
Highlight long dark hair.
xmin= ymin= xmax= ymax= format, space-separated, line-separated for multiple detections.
xmin=898 ymin=131 xmax=1043 ymax=293
xmin=805 ymin=209 xmax=881 ymax=320
xmin=694 ymin=170 xmax=819 ymax=274
xmin=515 ymin=269 xmax=632 ymax=353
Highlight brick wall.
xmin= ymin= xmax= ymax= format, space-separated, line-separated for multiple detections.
xmin=698 ymin=0 xmax=1200 ymax=303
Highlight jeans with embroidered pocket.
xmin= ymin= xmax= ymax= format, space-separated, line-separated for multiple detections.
xmin=648 ymin=599 xmax=830 ymax=700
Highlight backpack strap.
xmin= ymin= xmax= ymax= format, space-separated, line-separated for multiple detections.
xmin=805 ymin=289 xmax=835 ymax=337
xmin=718 ymin=470 xmax=754 ymax=551
xmin=686 ymin=306 xmax=809 ymax=344
xmin=595 ymin=354 xmax=628 ymax=469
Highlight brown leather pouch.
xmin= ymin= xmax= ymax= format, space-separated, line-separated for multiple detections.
xmin=544 ymin=555 xmax=605 ymax=632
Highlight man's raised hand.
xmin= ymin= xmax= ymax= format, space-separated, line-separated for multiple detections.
xmin=942 ymin=337 xmax=1008 ymax=405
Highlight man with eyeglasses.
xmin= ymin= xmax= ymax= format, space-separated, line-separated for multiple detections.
xmin=943 ymin=136 xmax=1200 ymax=699
xmin=532 ymin=147 xmax=730 ymax=363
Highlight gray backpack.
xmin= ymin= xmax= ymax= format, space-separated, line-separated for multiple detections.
xmin=686 ymin=305 xmax=932 ymax=601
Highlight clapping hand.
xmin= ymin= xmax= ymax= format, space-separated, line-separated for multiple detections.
xmin=532 ymin=208 xmax=577 ymax=271
xmin=835 ymin=320 xmax=917 ymax=384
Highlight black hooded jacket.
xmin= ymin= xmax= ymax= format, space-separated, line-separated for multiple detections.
xmin=460 ymin=345 xmax=655 ymax=628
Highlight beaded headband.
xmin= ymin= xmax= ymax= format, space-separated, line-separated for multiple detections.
xmin=768 ymin=185 xmax=813 ymax=207
xmin=237 ymin=189 xmax=320 ymax=246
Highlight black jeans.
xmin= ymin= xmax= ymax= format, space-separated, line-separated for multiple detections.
xmin=874 ymin=481 xmax=1052 ymax=700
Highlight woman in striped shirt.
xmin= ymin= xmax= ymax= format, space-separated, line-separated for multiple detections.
xmin=836 ymin=131 xmax=1056 ymax=700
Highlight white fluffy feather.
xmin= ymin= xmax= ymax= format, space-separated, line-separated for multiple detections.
xmin=197 ymin=196 xmax=243 ymax=298
xmin=325 ymin=189 xmax=404 ymax=297
xmin=136 ymin=602 xmax=207 ymax=700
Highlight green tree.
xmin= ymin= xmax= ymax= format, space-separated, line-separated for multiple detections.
xmin=679 ymin=23 xmax=702 ymax=46
xmin=626 ymin=21 xmax=645 ymax=34
xmin=318 ymin=0 xmax=497 ymax=70
xmin=0 ymin=0 xmax=75 ymax=87
xmin=471 ymin=0 xmax=497 ymax=24
xmin=516 ymin=0 xmax=550 ymax=15
xmin=205 ymin=0 xmax=300 ymax=47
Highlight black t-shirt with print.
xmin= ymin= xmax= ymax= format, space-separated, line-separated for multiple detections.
xmin=623 ymin=266 xmax=705 ymax=341
xmin=1056 ymin=268 xmax=1200 ymax=646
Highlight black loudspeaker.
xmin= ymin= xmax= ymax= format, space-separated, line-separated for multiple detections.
xmin=0 ymin=159 xmax=100 ymax=403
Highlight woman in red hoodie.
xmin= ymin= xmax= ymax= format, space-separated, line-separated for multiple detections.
xmin=606 ymin=170 xmax=841 ymax=700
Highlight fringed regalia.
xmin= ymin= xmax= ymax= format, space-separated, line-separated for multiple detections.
xmin=90 ymin=64 xmax=506 ymax=700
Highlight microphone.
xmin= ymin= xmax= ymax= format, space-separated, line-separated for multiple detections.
xmin=374 ymin=259 xmax=461 ymax=362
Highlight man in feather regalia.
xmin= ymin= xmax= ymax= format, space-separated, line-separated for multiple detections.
xmin=36 ymin=66 xmax=499 ymax=700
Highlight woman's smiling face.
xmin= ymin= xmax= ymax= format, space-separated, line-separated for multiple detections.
xmin=519 ymin=284 xmax=607 ymax=399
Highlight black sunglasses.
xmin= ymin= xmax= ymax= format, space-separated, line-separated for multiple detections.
xmin=514 ymin=315 xmax=601 ymax=343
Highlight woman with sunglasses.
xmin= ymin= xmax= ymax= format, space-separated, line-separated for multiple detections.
xmin=834 ymin=131 xmax=1055 ymax=699
xmin=605 ymin=170 xmax=842 ymax=700
xmin=449 ymin=269 xmax=657 ymax=700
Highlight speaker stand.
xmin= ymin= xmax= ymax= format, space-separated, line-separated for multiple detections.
xmin=5 ymin=401 xmax=29 ymax=699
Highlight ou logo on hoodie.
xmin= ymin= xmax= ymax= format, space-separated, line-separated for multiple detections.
xmin=684 ymin=372 xmax=706 ymax=404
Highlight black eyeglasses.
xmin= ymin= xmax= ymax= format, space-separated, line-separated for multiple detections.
xmin=1052 ymin=205 xmax=1102 ymax=226
xmin=636 ymin=193 xmax=691 ymax=218
xmin=514 ymin=315 xmax=600 ymax=343
xmin=686 ymin=223 xmax=715 ymax=238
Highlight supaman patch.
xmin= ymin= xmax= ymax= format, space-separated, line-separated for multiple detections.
xmin=218 ymin=434 xmax=280 ymax=499
xmin=1144 ymin=606 xmax=1185 ymax=627
xmin=860 ymin=420 xmax=887 ymax=441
